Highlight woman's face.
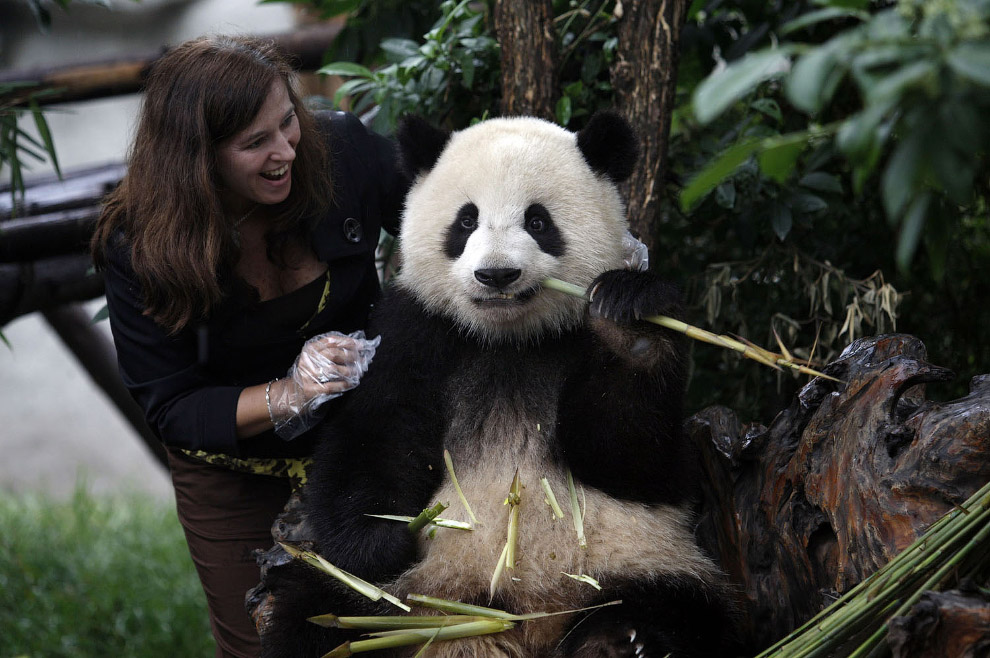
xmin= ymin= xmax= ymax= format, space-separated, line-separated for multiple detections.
xmin=216 ymin=79 xmax=301 ymax=213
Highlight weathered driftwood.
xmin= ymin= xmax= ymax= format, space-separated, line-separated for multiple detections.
xmin=888 ymin=587 xmax=990 ymax=657
xmin=689 ymin=333 xmax=990 ymax=652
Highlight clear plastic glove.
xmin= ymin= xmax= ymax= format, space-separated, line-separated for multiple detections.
xmin=267 ymin=330 xmax=381 ymax=440
xmin=622 ymin=230 xmax=650 ymax=272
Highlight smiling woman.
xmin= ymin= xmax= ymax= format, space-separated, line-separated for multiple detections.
xmin=217 ymin=81 xmax=300 ymax=211
xmin=88 ymin=35 xmax=408 ymax=658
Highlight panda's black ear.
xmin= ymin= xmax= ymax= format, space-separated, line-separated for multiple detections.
xmin=396 ymin=115 xmax=451 ymax=179
xmin=576 ymin=111 xmax=638 ymax=183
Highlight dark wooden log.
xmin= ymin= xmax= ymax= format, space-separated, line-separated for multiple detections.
xmin=0 ymin=253 xmax=103 ymax=325
xmin=0 ymin=162 xmax=124 ymax=220
xmin=612 ymin=0 xmax=689 ymax=253
xmin=494 ymin=0 xmax=557 ymax=120
xmin=0 ymin=23 xmax=343 ymax=108
xmin=688 ymin=334 xmax=990 ymax=650
xmin=42 ymin=303 xmax=167 ymax=469
xmin=888 ymin=588 xmax=990 ymax=657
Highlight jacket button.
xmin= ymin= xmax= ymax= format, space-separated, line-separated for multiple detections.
xmin=343 ymin=217 xmax=363 ymax=243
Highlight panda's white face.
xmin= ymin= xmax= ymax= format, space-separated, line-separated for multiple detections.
xmin=396 ymin=117 xmax=629 ymax=344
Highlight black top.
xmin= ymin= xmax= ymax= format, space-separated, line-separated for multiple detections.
xmin=101 ymin=111 xmax=406 ymax=458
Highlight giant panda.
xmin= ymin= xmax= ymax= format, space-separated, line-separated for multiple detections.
xmin=257 ymin=112 xmax=738 ymax=658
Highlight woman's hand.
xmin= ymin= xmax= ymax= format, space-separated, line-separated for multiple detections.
xmin=267 ymin=330 xmax=381 ymax=440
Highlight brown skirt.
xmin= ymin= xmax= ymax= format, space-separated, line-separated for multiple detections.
xmin=166 ymin=447 xmax=293 ymax=658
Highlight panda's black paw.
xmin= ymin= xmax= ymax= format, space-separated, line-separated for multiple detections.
xmin=567 ymin=625 xmax=655 ymax=658
xmin=587 ymin=270 xmax=681 ymax=325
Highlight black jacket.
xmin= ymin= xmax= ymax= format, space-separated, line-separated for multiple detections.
xmin=102 ymin=111 xmax=406 ymax=458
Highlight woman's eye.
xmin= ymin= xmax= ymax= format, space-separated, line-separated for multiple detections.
xmin=282 ymin=113 xmax=296 ymax=128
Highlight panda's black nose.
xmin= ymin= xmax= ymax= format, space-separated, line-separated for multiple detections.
xmin=475 ymin=268 xmax=521 ymax=289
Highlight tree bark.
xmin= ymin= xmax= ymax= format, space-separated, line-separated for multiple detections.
xmin=612 ymin=0 xmax=689 ymax=253
xmin=688 ymin=334 xmax=990 ymax=650
xmin=494 ymin=0 xmax=557 ymax=120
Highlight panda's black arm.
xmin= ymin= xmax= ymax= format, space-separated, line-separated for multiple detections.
xmin=302 ymin=289 xmax=452 ymax=583
xmin=557 ymin=269 xmax=698 ymax=506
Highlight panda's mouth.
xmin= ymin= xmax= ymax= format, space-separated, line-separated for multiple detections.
xmin=473 ymin=287 xmax=538 ymax=305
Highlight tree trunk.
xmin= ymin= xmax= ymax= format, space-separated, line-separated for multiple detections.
xmin=493 ymin=0 xmax=557 ymax=120
xmin=612 ymin=0 xmax=689 ymax=253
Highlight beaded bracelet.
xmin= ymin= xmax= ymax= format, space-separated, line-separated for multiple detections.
xmin=265 ymin=379 xmax=276 ymax=426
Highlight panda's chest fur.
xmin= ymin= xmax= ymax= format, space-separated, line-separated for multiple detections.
xmin=388 ymin=339 xmax=716 ymax=619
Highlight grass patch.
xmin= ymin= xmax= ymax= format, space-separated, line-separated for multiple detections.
xmin=0 ymin=486 xmax=214 ymax=658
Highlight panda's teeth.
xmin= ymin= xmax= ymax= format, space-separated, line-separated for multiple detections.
xmin=496 ymin=293 xmax=515 ymax=300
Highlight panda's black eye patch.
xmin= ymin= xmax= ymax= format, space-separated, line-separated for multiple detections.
xmin=444 ymin=202 xmax=479 ymax=259
xmin=524 ymin=203 xmax=565 ymax=257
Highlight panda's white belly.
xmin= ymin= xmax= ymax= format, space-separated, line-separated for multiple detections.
xmin=387 ymin=420 xmax=719 ymax=614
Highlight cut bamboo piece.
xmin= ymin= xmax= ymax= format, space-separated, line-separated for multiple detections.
xmin=444 ymin=449 xmax=481 ymax=526
xmin=279 ymin=542 xmax=411 ymax=612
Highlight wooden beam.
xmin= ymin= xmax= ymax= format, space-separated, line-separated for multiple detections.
xmin=0 ymin=23 xmax=343 ymax=107
xmin=43 ymin=303 xmax=168 ymax=469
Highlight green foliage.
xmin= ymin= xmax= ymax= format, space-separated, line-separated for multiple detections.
xmin=18 ymin=0 xmax=110 ymax=33
xmin=1 ymin=85 xmax=62 ymax=208
xmin=314 ymin=0 xmax=622 ymax=133
xmin=687 ymin=0 xmax=990 ymax=273
xmin=264 ymin=0 xmax=439 ymax=66
xmin=317 ymin=0 xmax=501 ymax=134
xmin=0 ymin=487 xmax=213 ymax=657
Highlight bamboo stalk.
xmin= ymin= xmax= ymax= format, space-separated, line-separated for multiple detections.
xmin=278 ymin=542 xmax=411 ymax=612
xmin=489 ymin=541 xmax=510 ymax=602
xmin=566 ymin=468 xmax=587 ymax=549
xmin=541 ymin=477 xmax=566 ymax=519
xmin=408 ymin=593 xmax=623 ymax=621
xmin=755 ymin=479 xmax=990 ymax=657
xmin=505 ymin=470 xmax=522 ymax=570
xmin=444 ymin=449 xmax=481 ymax=526
xmin=408 ymin=502 xmax=448 ymax=533
xmin=542 ymin=277 xmax=840 ymax=382
xmin=364 ymin=514 xmax=472 ymax=531
xmin=322 ymin=620 xmax=514 ymax=657
xmin=308 ymin=614 xmax=490 ymax=629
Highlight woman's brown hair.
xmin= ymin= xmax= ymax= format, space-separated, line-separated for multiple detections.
xmin=91 ymin=35 xmax=331 ymax=334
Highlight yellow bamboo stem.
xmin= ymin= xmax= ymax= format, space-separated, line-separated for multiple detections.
xmin=542 ymin=277 xmax=841 ymax=382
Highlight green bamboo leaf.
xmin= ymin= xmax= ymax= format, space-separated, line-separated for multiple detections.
xmin=317 ymin=61 xmax=376 ymax=79
xmin=380 ymin=38 xmax=421 ymax=60
xmin=865 ymin=60 xmax=936 ymax=105
xmin=29 ymin=99 xmax=60 ymax=179
xmin=896 ymin=192 xmax=930 ymax=272
xmin=799 ymin=172 xmax=843 ymax=194
xmin=946 ymin=41 xmax=990 ymax=87
xmin=692 ymin=49 xmax=794 ymax=125
xmin=770 ymin=201 xmax=793 ymax=241
xmin=785 ymin=43 xmax=846 ymax=114
xmin=555 ymin=96 xmax=573 ymax=128
xmin=929 ymin=141 xmax=973 ymax=205
xmin=788 ymin=192 xmax=829 ymax=215
xmin=757 ymin=139 xmax=805 ymax=183
xmin=332 ymin=79 xmax=376 ymax=106
xmin=680 ymin=139 xmax=761 ymax=210
xmin=881 ymin=131 xmax=925 ymax=221
xmin=780 ymin=7 xmax=869 ymax=36
xmin=835 ymin=97 xmax=896 ymax=159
